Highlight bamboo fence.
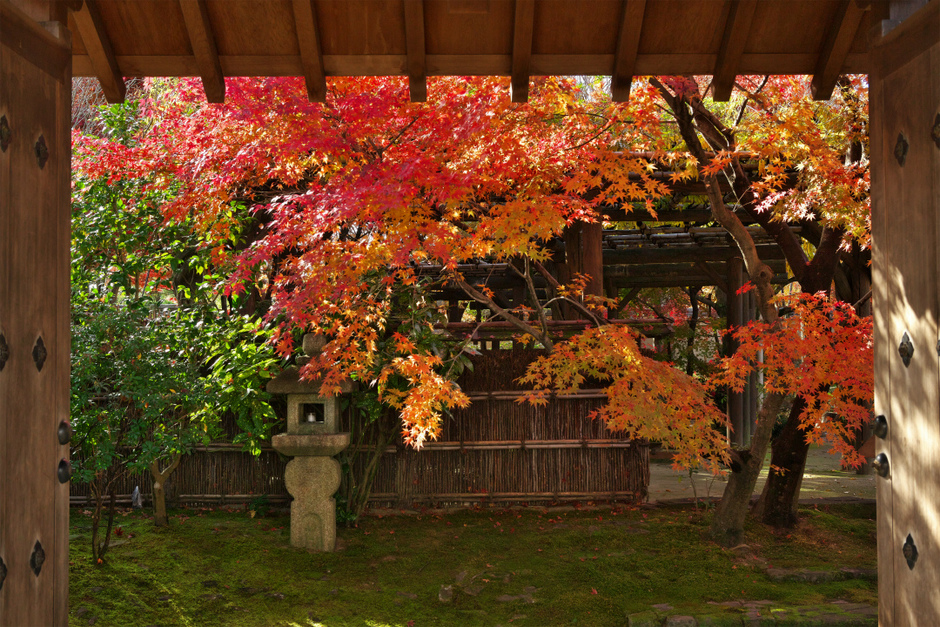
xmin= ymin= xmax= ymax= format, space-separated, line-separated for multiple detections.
xmin=70 ymin=348 xmax=649 ymax=508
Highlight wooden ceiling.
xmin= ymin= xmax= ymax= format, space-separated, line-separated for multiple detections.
xmin=68 ymin=0 xmax=876 ymax=104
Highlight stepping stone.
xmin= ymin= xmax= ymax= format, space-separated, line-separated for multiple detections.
xmin=496 ymin=594 xmax=518 ymax=602
xmin=665 ymin=617 xmax=696 ymax=627
xmin=396 ymin=591 xmax=418 ymax=600
xmin=439 ymin=585 xmax=454 ymax=603
xmin=652 ymin=603 xmax=675 ymax=611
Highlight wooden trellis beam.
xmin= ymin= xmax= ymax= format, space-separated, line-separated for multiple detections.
xmin=603 ymin=242 xmax=786 ymax=265
xmin=179 ymin=0 xmax=225 ymax=103
xmin=711 ymin=0 xmax=759 ymax=101
xmin=811 ymin=0 xmax=865 ymax=100
xmin=611 ymin=0 xmax=646 ymax=102
xmin=71 ymin=0 xmax=125 ymax=103
xmin=510 ymin=0 xmax=534 ymax=103
xmin=404 ymin=0 xmax=427 ymax=102
xmin=291 ymin=0 xmax=326 ymax=102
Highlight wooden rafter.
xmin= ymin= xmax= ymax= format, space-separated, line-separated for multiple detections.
xmin=179 ymin=0 xmax=225 ymax=103
xmin=291 ymin=0 xmax=326 ymax=102
xmin=811 ymin=0 xmax=865 ymax=100
xmin=711 ymin=0 xmax=758 ymax=102
xmin=611 ymin=0 xmax=646 ymax=103
xmin=71 ymin=0 xmax=126 ymax=103
xmin=403 ymin=0 xmax=427 ymax=102
xmin=510 ymin=0 xmax=534 ymax=103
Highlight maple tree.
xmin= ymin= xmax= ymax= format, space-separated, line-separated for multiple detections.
xmin=618 ymin=75 xmax=871 ymax=541
xmin=72 ymin=74 xmax=872 ymax=543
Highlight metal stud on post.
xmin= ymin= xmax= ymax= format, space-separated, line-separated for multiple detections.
xmin=29 ymin=542 xmax=45 ymax=577
xmin=873 ymin=453 xmax=890 ymax=478
xmin=898 ymin=332 xmax=914 ymax=367
xmin=57 ymin=459 xmax=71 ymax=484
xmin=0 ymin=115 xmax=10 ymax=152
xmin=873 ymin=415 xmax=888 ymax=439
xmin=902 ymin=534 xmax=918 ymax=570
xmin=0 ymin=333 xmax=9 ymax=371
xmin=932 ymin=113 xmax=940 ymax=149
xmin=32 ymin=336 xmax=47 ymax=372
xmin=57 ymin=421 xmax=72 ymax=445
xmin=894 ymin=132 xmax=909 ymax=166
xmin=34 ymin=135 xmax=49 ymax=169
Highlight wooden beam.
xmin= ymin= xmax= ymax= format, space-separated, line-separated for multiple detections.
xmin=71 ymin=0 xmax=125 ymax=103
xmin=614 ymin=286 xmax=642 ymax=312
xmin=695 ymin=261 xmax=729 ymax=293
xmin=711 ymin=0 xmax=759 ymax=101
xmin=611 ymin=0 xmax=646 ymax=102
xmin=811 ymin=0 xmax=866 ymax=100
xmin=603 ymin=242 xmax=786 ymax=265
xmin=510 ymin=0 xmax=534 ymax=103
xmin=179 ymin=0 xmax=225 ymax=103
xmin=291 ymin=0 xmax=326 ymax=102
xmin=403 ymin=0 xmax=427 ymax=102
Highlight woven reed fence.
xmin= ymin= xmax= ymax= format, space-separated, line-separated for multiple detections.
xmin=70 ymin=349 xmax=649 ymax=508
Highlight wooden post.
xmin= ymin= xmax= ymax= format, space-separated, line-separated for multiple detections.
xmin=726 ymin=257 xmax=746 ymax=446
xmin=580 ymin=221 xmax=604 ymax=299
xmin=0 ymin=2 xmax=73 ymax=625
xmin=870 ymin=2 xmax=940 ymax=623
xmin=562 ymin=221 xmax=604 ymax=319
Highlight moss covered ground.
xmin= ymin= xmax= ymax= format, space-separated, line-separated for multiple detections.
xmin=69 ymin=502 xmax=877 ymax=626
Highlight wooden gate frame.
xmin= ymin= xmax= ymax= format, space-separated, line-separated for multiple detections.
xmin=0 ymin=1 xmax=72 ymax=624
xmin=1 ymin=1 xmax=938 ymax=624
xmin=870 ymin=2 xmax=940 ymax=623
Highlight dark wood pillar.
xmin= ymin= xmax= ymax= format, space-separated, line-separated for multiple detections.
xmin=562 ymin=221 xmax=604 ymax=318
xmin=0 ymin=2 xmax=72 ymax=624
xmin=870 ymin=2 xmax=940 ymax=623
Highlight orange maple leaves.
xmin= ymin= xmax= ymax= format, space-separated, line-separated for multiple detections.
xmin=520 ymin=325 xmax=731 ymax=473
xmin=712 ymin=293 xmax=873 ymax=466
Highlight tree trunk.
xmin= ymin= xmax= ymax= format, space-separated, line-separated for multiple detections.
xmin=752 ymin=397 xmax=809 ymax=527
xmin=709 ymin=336 xmax=780 ymax=539
xmin=91 ymin=481 xmax=118 ymax=563
xmin=149 ymin=455 xmax=182 ymax=527
xmin=710 ymin=392 xmax=787 ymax=546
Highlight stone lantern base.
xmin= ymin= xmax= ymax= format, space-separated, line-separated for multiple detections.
xmin=272 ymin=432 xmax=350 ymax=552
xmin=284 ymin=456 xmax=341 ymax=551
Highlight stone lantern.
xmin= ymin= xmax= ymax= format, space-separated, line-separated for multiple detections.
xmin=268 ymin=334 xmax=352 ymax=552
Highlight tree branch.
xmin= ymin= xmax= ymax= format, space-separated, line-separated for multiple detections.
xmin=451 ymin=275 xmax=554 ymax=350
xmin=508 ymin=258 xmax=551 ymax=341
xmin=530 ymin=260 xmax=607 ymax=327
xmin=652 ymin=78 xmax=777 ymax=324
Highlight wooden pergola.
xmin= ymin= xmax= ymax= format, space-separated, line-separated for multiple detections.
xmin=1 ymin=1 xmax=937 ymax=624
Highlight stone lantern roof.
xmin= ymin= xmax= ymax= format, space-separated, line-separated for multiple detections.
xmin=265 ymin=334 xmax=355 ymax=395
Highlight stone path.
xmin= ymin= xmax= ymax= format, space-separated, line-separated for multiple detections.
xmin=627 ymin=598 xmax=877 ymax=626
xmin=647 ymin=445 xmax=876 ymax=505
